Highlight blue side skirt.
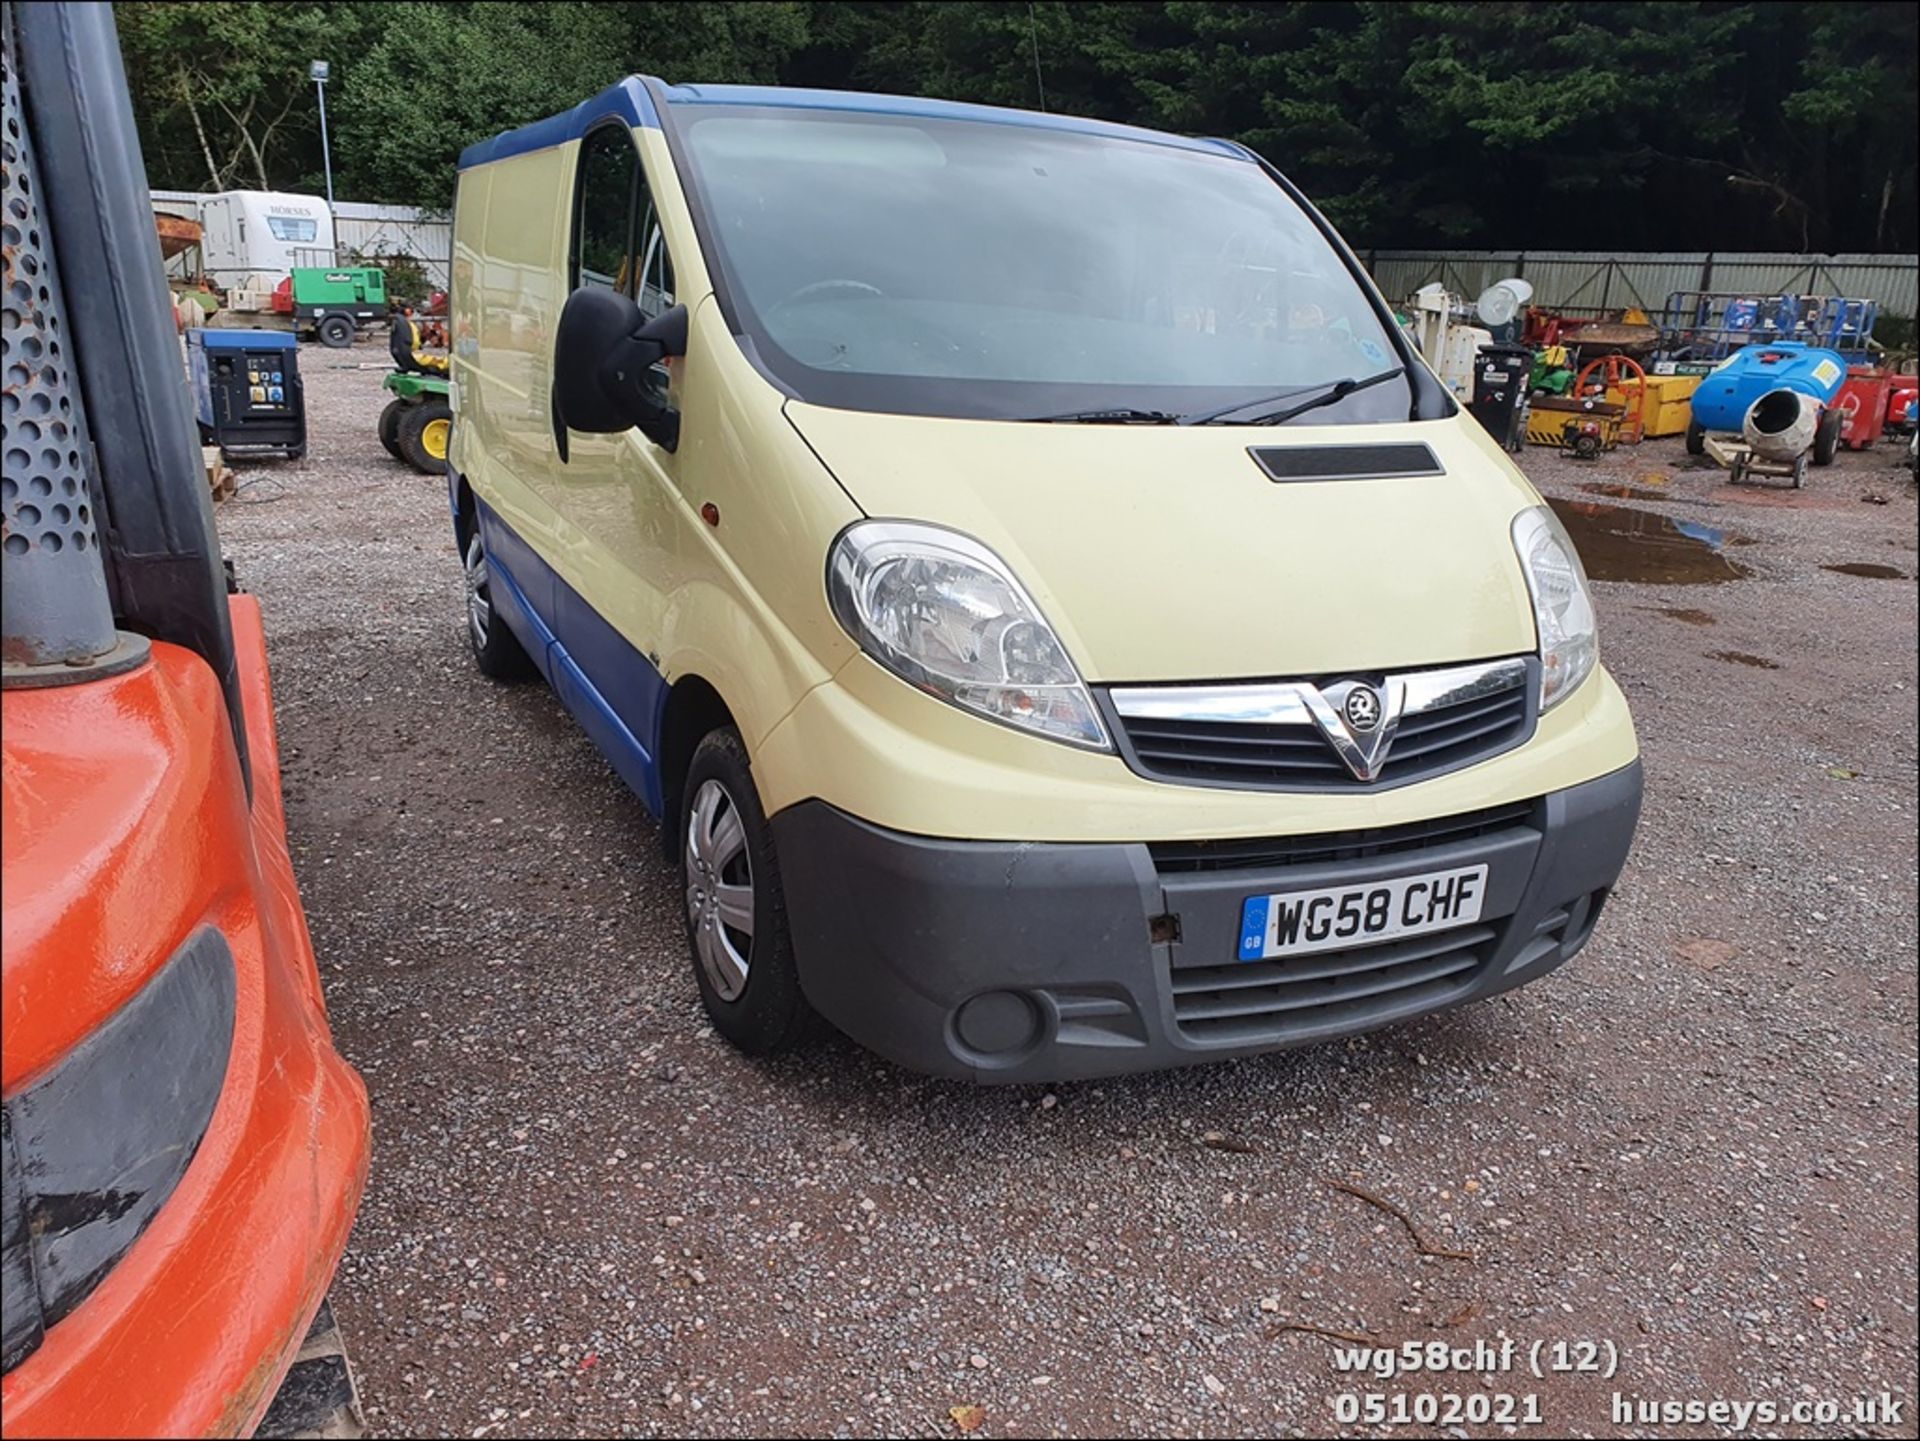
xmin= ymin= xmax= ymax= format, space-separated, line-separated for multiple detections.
xmin=475 ymin=500 xmax=668 ymax=817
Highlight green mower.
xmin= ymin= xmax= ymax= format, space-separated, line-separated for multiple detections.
xmin=379 ymin=371 xmax=452 ymax=474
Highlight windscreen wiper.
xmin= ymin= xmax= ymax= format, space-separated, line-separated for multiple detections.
xmin=1021 ymin=407 xmax=1184 ymax=424
xmin=1177 ymin=365 xmax=1407 ymax=427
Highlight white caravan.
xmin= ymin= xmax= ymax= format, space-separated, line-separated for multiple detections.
xmin=195 ymin=190 xmax=335 ymax=303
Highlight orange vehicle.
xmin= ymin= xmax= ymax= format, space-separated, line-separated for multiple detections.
xmin=1 ymin=6 xmax=369 ymax=1436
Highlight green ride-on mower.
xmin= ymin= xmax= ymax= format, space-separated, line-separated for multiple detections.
xmin=379 ymin=371 xmax=452 ymax=474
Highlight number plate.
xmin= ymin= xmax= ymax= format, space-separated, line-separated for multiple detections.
xmin=1238 ymin=865 xmax=1489 ymax=961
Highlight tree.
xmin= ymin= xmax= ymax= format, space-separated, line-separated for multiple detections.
xmin=335 ymin=1 xmax=810 ymax=208
xmin=119 ymin=3 xmax=389 ymax=192
xmin=114 ymin=1 xmax=1918 ymax=254
xmin=334 ymin=2 xmax=630 ymax=207
xmin=1783 ymin=3 xmax=1919 ymax=250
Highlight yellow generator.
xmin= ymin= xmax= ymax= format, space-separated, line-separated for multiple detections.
xmin=1527 ymin=395 xmax=1628 ymax=459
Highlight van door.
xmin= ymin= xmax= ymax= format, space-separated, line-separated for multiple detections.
xmin=538 ymin=121 xmax=685 ymax=805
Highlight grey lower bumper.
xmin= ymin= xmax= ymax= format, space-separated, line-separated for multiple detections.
xmin=773 ymin=761 xmax=1643 ymax=1084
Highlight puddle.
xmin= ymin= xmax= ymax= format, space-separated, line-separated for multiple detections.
xmin=1547 ymin=498 xmax=1751 ymax=585
xmin=1710 ymin=650 xmax=1780 ymax=669
xmin=1579 ymin=482 xmax=1680 ymax=504
xmin=1824 ymin=562 xmax=1909 ymax=580
xmin=1648 ymin=606 xmax=1717 ymax=626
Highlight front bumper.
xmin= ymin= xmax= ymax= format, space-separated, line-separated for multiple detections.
xmin=774 ymin=760 xmax=1642 ymax=1083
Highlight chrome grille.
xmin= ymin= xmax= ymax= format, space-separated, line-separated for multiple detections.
xmin=1107 ymin=657 xmax=1537 ymax=790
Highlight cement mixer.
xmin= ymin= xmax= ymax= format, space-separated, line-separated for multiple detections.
xmin=1743 ymin=388 xmax=1820 ymax=458
xmin=1685 ymin=341 xmax=1847 ymax=487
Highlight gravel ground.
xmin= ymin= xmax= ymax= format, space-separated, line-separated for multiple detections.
xmin=217 ymin=348 xmax=1917 ymax=1439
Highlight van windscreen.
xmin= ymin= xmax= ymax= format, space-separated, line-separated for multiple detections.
xmin=675 ymin=106 xmax=1411 ymax=424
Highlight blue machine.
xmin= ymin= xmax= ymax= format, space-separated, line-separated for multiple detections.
xmin=186 ymin=329 xmax=306 ymax=459
xmin=1664 ymin=291 xmax=1878 ymax=362
xmin=1689 ymin=342 xmax=1847 ymax=434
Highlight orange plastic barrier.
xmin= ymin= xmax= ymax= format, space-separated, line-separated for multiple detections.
xmin=2 ymin=597 xmax=369 ymax=1438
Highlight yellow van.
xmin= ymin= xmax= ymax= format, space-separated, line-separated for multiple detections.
xmin=448 ymin=80 xmax=1641 ymax=1081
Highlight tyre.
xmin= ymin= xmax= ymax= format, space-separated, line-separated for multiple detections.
xmin=377 ymin=398 xmax=407 ymax=459
xmin=680 ymin=728 xmax=810 ymax=1056
xmin=1685 ymin=419 xmax=1706 ymax=456
xmin=1811 ymin=408 xmax=1841 ymax=466
xmin=398 ymin=399 xmax=453 ymax=475
xmin=317 ymin=313 xmax=355 ymax=348
xmin=461 ymin=524 xmax=536 ymax=680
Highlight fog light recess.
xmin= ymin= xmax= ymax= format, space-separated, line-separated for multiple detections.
xmin=954 ymin=990 xmax=1043 ymax=1056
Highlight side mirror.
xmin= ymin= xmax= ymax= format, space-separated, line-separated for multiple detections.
xmin=553 ymin=288 xmax=687 ymax=454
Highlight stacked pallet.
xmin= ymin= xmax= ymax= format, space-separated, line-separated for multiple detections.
xmin=203 ymin=444 xmax=238 ymax=501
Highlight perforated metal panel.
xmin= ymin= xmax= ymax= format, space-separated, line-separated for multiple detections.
xmin=1 ymin=12 xmax=118 ymax=669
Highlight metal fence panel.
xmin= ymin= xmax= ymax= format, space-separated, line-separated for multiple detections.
xmin=1826 ymin=257 xmax=1918 ymax=317
xmin=334 ymin=201 xmax=451 ymax=288
xmin=1367 ymin=249 xmax=1920 ymax=319
xmin=1369 ymin=252 xmax=1518 ymax=305
xmin=1704 ymin=253 xmax=1825 ymax=302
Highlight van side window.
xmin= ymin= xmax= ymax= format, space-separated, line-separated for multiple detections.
xmin=636 ymin=195 xmax=676 ymax=323
xmin=573 ymin=124 xmax=640 ymax=294
xmin=571 ymin=123 xmax=676 ymax=409
xmin=572 ymin=123 xmax=676 ymax=313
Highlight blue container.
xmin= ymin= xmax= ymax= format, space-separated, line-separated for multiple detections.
xmin=186 ymin=329 xmax=305 ymax=458
xmin=1689 ymin=341 xmax=1847 ymax=435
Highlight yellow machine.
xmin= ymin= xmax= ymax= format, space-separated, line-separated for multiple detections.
xmin=1527 ymin=395 xmax=1627 ymax=458
xmin=1607 ymin=374 xmax=1702 ymax=438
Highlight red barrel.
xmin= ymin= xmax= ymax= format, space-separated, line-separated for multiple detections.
xmin=1887 ymin=377 xmax=1918 ymax=433
xmin=1836 ymin=366 xmax=1893 ymax=450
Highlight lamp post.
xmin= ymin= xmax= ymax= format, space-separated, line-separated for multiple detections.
xmin=310 ymin=59 xmax=335 ymax=257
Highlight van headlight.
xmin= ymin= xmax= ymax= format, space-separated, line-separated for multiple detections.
xmin=828 ymin=521 xmax=1110 ymax=750
xmin=1511 ymin=506 xmax=1597 ymax=710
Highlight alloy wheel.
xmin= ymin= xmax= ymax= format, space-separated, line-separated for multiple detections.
xmin=464 ymin=532 xmax=491 ymax=651
xmin=685 ymin=778 xmax=754 ymax=1001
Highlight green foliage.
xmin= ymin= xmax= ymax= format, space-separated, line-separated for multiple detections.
xmin=352 ymin=246 xmax=432 ymax=303
xmin=336 ymin=2 xmax=632 ymax=206
xmin=118 ymin=1 xmax=365 ymax=191
xmin=1782 ymin=3 xmax=1920 ymax=248
xmin=336 ymin=0 xmax=813 ymax=205
xmin=117 ymin=0 xmax=1918 ymax=251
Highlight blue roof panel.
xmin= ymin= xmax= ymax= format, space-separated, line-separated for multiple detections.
xmin=457 ymin=77 xmax=660 ymax=170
